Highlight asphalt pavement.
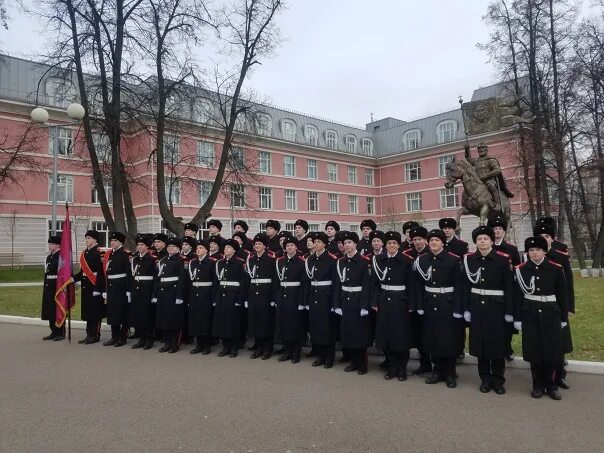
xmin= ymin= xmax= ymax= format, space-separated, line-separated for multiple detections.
xmin=1 ymin=323 xmax=603 ymax=453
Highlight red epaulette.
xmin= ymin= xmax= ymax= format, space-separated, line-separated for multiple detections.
xmin=401 ymin=249 xmax=413 ymax=259
xmin=556 ymin=249 xmax=569 ymax=256
xmin=277 ymin=255 xmax=286 ymax=261
xmin=329 ymin=253 xmax=339 ymax=259
xmin=267 ymin=251 xmax=276 ymax=258
xmin=208 ymin=256 xmax=217 ymax=261
xmin=448 ymin=251 xmax=460 ymax=259
xmin=496 ymin=250 xmax=510 ymax=259
xmin=548 ymin=259 xmax=562 ymax=268
xmin=337 ymin=255 xmax=346 ymax=261
xmin=297 ymin=255 xmax=305 ymax=261
xmin=360 ymin=254 xmax=371 ymax=261
xmin=464 ymin=252 xmax=475 ymax=257
xmin=236 ymin=256 xmax=245 ymax=262
xmin=515 ymin=261 xmax=528 ymax=269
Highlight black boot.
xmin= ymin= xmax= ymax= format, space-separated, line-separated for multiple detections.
xmin=103 ymin=338 xmax=117 ymax=346
xmin=143 ymin=339 xmax=154 ymax=350
xmin=78 ymin=336 xmax=91 ymax=344
xmin=131 ymin=339 xmax=145 ymax=349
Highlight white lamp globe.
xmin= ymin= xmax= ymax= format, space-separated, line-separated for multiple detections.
xmin=30 ymin=107 xmax=49 ymax=124
xmin=67 ymin=103 xmax=85 ymax=121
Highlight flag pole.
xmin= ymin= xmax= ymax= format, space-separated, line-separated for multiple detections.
xmin=66 ymin=202 xmax=72 ymax=343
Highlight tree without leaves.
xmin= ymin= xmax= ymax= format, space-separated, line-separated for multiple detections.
xmin=0 ymin=122 xmax=46 ymax=195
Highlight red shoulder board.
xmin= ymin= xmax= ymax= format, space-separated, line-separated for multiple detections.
xmin=208 ymin=256 xmax=217 ymax=261
xmin=297 ymin=255 xmax=305 ymax=261
xmin=515 ymin=261 xmax=528 ymax=270
xmin=548 ymin=259 xmax=562 ymax=268
xmin=360 ymin=254 xmax=371 ymax=261
xmin=401 ymin=249 xmax=413 ymax=259
xmin=496 ymin=251 xmax=510 ymax=259
xmin=277 ymin=255 xmax=286 ymax=261
xmin=556 ymin=249 xmax=569 ymax=256
xmin=448 ymin=251 xmax=460 ymax=259
xmin=337 ymin=255 xmax=346 ymax=261
xmin=464 ymin=252 xmax=475 ymax=257
xmin=328 ymin=253 xmax=339 ymax=259
xmin=267 ymin=251 xmax=276 ymax=258
xmin=236 ymin=257 xmax=245 ymax=262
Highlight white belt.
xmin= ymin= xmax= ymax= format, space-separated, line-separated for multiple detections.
xmin=381 ymin=284 xmax=406 ymax=291
xmin=281 ymin=282 xmax=301 ymax=287
xmin=525 ymin=294 xmax=556 ymax=302
xmin=46 ymin=275 xmax=57 ymax=279
xmin=160 ymin=277 xmax=179 ymax=282
xmin=425 ymin=286 xmax=454 ymax=294
xmin=250 ymin=278 xmax=272 ymax=284
xmin=108 ymin=273 xmax=127 ymax=279
xmin=342 ymin=286 xmax=362 ymax=293
xmin=471 ymin=288 xmax=504 ymax=296
xmin=192 ymin=282 xmax=213 ymax=287
xmin=311 ymin=281 xmax=332 ymax=287
xmin=220 ymin=281 xmax=240 ymax=287
xmin=134 ymin=276 xmax=154 ymax=281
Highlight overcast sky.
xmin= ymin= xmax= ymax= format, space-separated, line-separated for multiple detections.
xmin=1 ymin=0 xmax=497 ymax=128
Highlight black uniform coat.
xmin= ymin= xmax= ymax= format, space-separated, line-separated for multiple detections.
xmin=188 ymin=255 xmax=217 ymax=336
xmin=296 ymin=234 xmax=309 ymax=255
xmin=371 ymin=252 xmax=415 ymax=352
xmin=246 ymin=252 xmax=279 ymax=339
xmin=213 ymin=256 xmax=250 ymax=339
xmin=515 ymin=259 xmax=567 ymax=365
xmin=129 ymin=252 xmax=157 ymax=331
xmin=267 ymin=235 xmax=281 ymax=255
xmin=463 ymin=249 xmax=514 ymax=359
xmin=403 ymin=246 xmax=428 ymax=349
xmin=444 ymin=236 xmax=469 ymax=258
xmin=275 ymin=254 xmax=308 ymax=342
xmin=73 ymin=246 xmax=105 ymax=322
xmin=414 ymin=250 xmax=464 ymax=358
xmin=154 ymin=253 xmax=187 ymax=331
xmin=356 ymin=237 xmax=372 ymax=256
xmin=327 ymin=238 xmax=342 ymax=258
xmin=494 ymin=240 xmax=521 ymax=266
xmin=96 ymin=247 xmax=132 ymax=326
xmin=546 ymin=248 xmax=574 ymax=353
xmin=335 ymin=252 xmax=372 ymax=349
xmin=306 ymin=251 xmax=341 ymax=345
xmin=41 ymin=251 xmax=60 ymax=321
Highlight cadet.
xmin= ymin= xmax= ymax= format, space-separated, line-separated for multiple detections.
xmin=325 ymin=220 xmax=342 ymax=257
xmin=440 ymin=218 xmax=469 ymax=257
xmin=208 ymin=236 xmax=224 ymax=260
xmin=207 ymin=219 xmax=225 ymax=253
xmin=265 ymin=219 xmax=282 ymax=254
xmin=401 ymin=221 xmax=420 ymax=251
xmin=368 ymin=230 xmax=386 ymax=257
xmin=357 ymin=219 xmax=377 ymax=255
xmin=514 ymin=236 xmax=568 ymax=400
xmin=180 ymin=236 xmax=197 ymax=344
xmin=130 ymin=234 xmax=157 ymax=350
xmin=42 ymin=234 xmax=65 ymax=341
xmin=414 ymin=229 xmax=464 ymax=388
xmin=73 ymin=230 xmax=104 ymax=344
xmin=536 ymin=216 xmax=569 ymax=253
xmin=184 ymin=222 xmax=199 ymax=238
xmin=463 ymin=226 xmax=514 ymax=394
xmin=233 ymin=220 xmax=254 ymax=252
xmin=153 ymin=233 xmax=169 ymax=259
xmin=294 ymin=219 xmax=310 ymax=255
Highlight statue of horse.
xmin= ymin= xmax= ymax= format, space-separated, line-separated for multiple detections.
xmin=444 ymin=158 xmax=511 ymax=227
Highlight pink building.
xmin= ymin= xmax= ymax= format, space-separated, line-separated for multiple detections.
xmin=0 ymin=54 xmax=534 ymax=264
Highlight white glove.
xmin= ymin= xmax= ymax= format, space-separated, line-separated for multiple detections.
xmin=93 ymin=291 xmax=101 ymax=296
xmin=505 ymin=315 xmax=514 ymax=323
xmin=244 ymin=301 xmax=248 ymax=308
xmin=151 ymin=298 xmax=157 ymax=304
xmin=561 ymin=322 xmax=568 ymax=328
xmin=235 ymin=303 xmax=241 ymax=307
xmin=463 ymin=311 xmax=471 ymax=322
xmin=334 ymin=308 xmax=343 ymax=316
xmin=270 ymin=301 xmax=276 ymax=307
xmin=102 ymin=292 xmax=107 ymax=300
xmin=297 ymin=305 xmax=305 ymax=311
xmin=213 ymin=302 xmax=216 ymax=306
xmin=360 ymin=309 xmax=369 ymax=317
xmin=305 ymin=305 xmax=309 ymax=310
xmin=416 ymin=309 xmax=424 ymax=315
xmin=175 ymin=299 xmax=183 ymax=305
xmin=514 ymin=321 xmax=522 ymax=331
xmin=453 ymin=313 xmax=463 ymax=319
xmin=127 ymin=292 xmax=131 ymax=303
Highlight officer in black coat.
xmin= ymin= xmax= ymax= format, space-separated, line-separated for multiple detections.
xmin=356 ymin=219 xmax=376 ymax=255
xmin=188 ymin=239 xmax=217 ymax=355
xmin=371 ymin=231 xmax=415 ymax=381
xmin=96 ymin=232 xmax=132 ymax=347
xmin=180 ymin=236 xmax=197 ymax=344
xmin=325 ymin=220 xmax=342 ymax=258
xmin=463 ymin=226 xmax=515 ymax=394
xmin=42 ymin=235 xmax=65 ymax=341
xmin=153 ymin=233 xmax=169 ymax=260
xmin=265 ymin=219 xmax=282 ymax=255
xmin=129 ymin=234 xmax=157 ymax=350
xmin=414 ymin=229 xmax=464 ymax=388
xmin=368 ymin=230 xmax=387 ymax=257
xmin=536 ymin=216 xmax=569 ymax=254
xmin=207 ymin=219 xmax=226 ymax=253
xmin=213 ymin=239 xmax=250 ymax=357
xmin=208 ymin=236 xmax=224 ymax=261
xmin=514 ymin=236 xmax=568 ymax=400
xmin=72 ymin=230 xmax=105 ymax=344
xmin=294 ymin=219 xmax=310 ymax=255
xmin=233 ymin=220 xmax=254 ymax=252
xmin=184 ymin=222 xmax=199 ymax=239
xmin=401 ymin=221 xmax=420 ymax=252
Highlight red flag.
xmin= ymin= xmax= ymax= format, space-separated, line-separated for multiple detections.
xmin=55 ymin=207 xmax=75 ymax=327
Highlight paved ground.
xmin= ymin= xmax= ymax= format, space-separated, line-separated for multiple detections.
xmin=1 ymin=324 xmax=603 ymax=453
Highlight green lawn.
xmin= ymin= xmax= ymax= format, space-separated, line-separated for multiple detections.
xmin=0 ymin=287 xmax=81 ymax=319
xmin=0 ymin=266 xmax=45 ymax=283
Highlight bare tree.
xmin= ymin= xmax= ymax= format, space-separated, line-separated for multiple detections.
xmin=3 ymin=209 xmax=18 ymax=268
xmin=0 ymin=122 xmax=45 ymax=195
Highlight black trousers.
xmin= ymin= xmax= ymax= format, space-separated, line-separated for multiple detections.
xmin=318 ymin=343 xmax=335 ymax=364
xmin=504 ymin=323 xmax=515 ymax=356
xmin=195 ymin=335 xmax=212 ymax=348
xmin=255 ymin=336 xmax=274 ymax=353
xmin=349 ymin=348 xmax=368 ymax=373
xmin=385 ymin=349 xmax=410 ymax=374
xmin=48 ymin=321 xmax=65 ymax=337
xmin=163 ymin=330 xmax=181 ymax=348
xmin=222 ymin=338 xmax=239 ymax=352
xmin=86 ymin=319 xmax=101 ymax=338
xmin=531 ymin=363 xmax=558 ymax=391
xmin=477 ymin=358 xmax=505 ymax=385
xmin=556 ymin=357 xmax=568 ymax=381
xmin=283 ymin=340 xmax=302 ymax=355
xmin=110 ymin=324 xmax=127 ymax=341
xmin=432 ymin=356 xmax=456 ymax=379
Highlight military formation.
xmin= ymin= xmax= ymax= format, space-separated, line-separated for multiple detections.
xmin=42 ymin=215 xmax=574 ymax=400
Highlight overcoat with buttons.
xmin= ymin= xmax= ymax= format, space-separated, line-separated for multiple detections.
xmin=188 ymin=255 xmax=217 ymax=336
xmin=213 ymin=256 xmax=250 ymax=339
xmin=96 ymin=247 xmax=132 ymax=326
xmin=463 ymin=249 xmax=514 ymax=360
xmin=41 ymin=251 xmax=60 ymax=321
xmin=129 ymin=251 xmax=157 ymax=331
xmin=414 ymin=250 xmax=464 ymax=358
xmin=275 ymin=254 xmax=308 ymax=342
xmin=335 ymin=252 xmax=372 ymax=349
xmin=306 ymin=251 xmax=341 ymax=345
xmin=403 ymin=246 xmax=429 ymax=350
xmin=444 ymin=236 xmax=469 ymax=258
xmin=246 ymin=252 xmax=279 ymax=339
xmin=154 ymin=253 xmax=187 ymax=331
xmin=73 ymin=245 xmax=105 ymax=322
xmin=515 ymin=259 xmax=568 ymax=365
xmin=371 ymin=252 xmax=415 ymax=352
xmin=545 ymin=248 xmax=574 ymax=353
xmin=356 ymin=237 xmax=372 ymax=256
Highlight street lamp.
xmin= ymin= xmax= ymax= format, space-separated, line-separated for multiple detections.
xmin=31 ymin=103 xmax=86 ymax=235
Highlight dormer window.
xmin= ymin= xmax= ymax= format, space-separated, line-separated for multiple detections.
xmin=345 ymin=135 xmax=357 ymax=153
xmin=437 ymin=120 xmax=457 ymax=143
xmin=304 ymin=124 xmax=319 ymax=146
xmin=282 ymin=119 xmax=297 ymax=141
xmin=256 ymin=113 xmax=272 ymax=136
xmin=326 ymin=130 xmax=337 ymax=150
xmin=403 ymin=129 xmax=421 ymax=151
xmin=361 ymin=138 xmax=373 ymax=155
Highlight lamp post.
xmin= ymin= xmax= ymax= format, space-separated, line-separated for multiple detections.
xmin=31 ymin=103 xmax=86 ymax=235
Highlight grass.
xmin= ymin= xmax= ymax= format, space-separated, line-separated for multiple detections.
xmin=0 ymin=287 xmax=81 ymax=319
xmin=0 ymin=266 xmax=45 ymax=283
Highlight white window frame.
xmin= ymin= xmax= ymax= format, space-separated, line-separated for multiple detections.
xmin=229 ymin=147 xmax=245 ymax=170
xmin=406 ymin=192 xmax=422 ymax=212
xmin=348 ymin=195 xmax=358 ymax=214
xmin=438 ymin=155 xmax=455 ymax=177
xmin=327 ymin=163 xmax=338 ymax=182
xmin=304 ymin=125 xmax=319 ymax=146
xmin=347 ymin=165 xmax=357 ymax=184
xmin=255 ymin=113 xmax=272 ymax=136
xmin=259 ymin=151 xmax=272 ymax=174
xmin=366 ymin=197 xmax=375 ymax=215
xmin=308 ymin=224 xmax=320 ymax=232
xmin=307 ymin=159 xmax=317 ymax=180
xmin=199 ymin=180 xmax=212 ymax=205
xmin=49 ymin=127 xmax=73 ymax=156
xmin=345 ymin=135 xmax=357 ymax=153
xmin=230 ymin=183 xmax=245 ymax=208
xmin=259 ymin=187 xmax=272 ymax=210
xmin=439 ymin=187 xmax=459 ymax=209
xmin=45 ymin=77 xmax=74 ymax=108
xmin=284 ymin=189 xmax=297 ymax=210
xmin=91 ymin=178 xmax=113 ymax=205
xmin=92 ymin=133 xmax=111 ymax=163
xmin=326 ymin=130 xmax=337 ymax=150
xmin=328 ymin=193 xmax=339 ymax=213
xmin=197 ymin=141 xmax=215 ymax=167
xmin=437 ymin=120 xmax=457 ymax=144
xmin=365 ymin=168 xmax=374 ymax=186
xmin=48 ymin=174 xmax=74 ymax=203
xmin=163 ymin=135 xmax=180 ymax=163
xmin=308 ymin=191 xmax=319 ymax=212
xmin=284 ymin=155 xmax=296 ymax=177
xmin=165 ymin=177 xmax=181 ymax=205
xmin=282 ymin=119 xmax=297 ymax=141
xmin=90 ymin=220 xmax=109 ymax=247
xmin=403 ymin=129 xmax=421 ymax=151
xmin=361 ymin=138 xmax=373 ymax=155
xmin=405 ymin=162 xmax=421 ymax=182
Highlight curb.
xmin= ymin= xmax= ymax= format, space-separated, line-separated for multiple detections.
xmin=1 ymin=314 xmax=603 ymax=375
xmin=0 ymin=282 xmax=43 ymax=287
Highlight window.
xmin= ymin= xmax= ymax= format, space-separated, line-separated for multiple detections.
xmin=230 ymin=183 xmax=245 ymax=208
xmin=91 ymin=221 xmax=109 ymax=247
xmin=283 ymin=223 xmax=295 ymax=233
xmin=327 ymin=163 xmax=338 ymax=182
xmin=366 ymin=197 xmax=375 ymax=215
xmin=406 ymin=192 xmax=422 ymax=212
xmin=308 ymin=191 xmax=319 ymax=211
xmin=259 ymin=187 xmax=272 ymax=210
xmin=437 ymin=120 xmax=457 ymax=143
xmin=328 ymin=193 xmax=339 ymax=213
xmin=199 ymin=180 xmax=212 ymax=205
xmin=403 ymin=129 xmax=421 ymax=151
xmin=284 ymin=189 xmax=297 ymax=210
xmin=365 ymin=168 xmax=374 ymax=186
xmin=345 ymin=135 xmax=357 ymax=153
xmin=440 ymin=187 xmax=459 ymax=209
xmin=48 ymin=174 xmax=73 ymax=203
xmin=361 ymin=138 xmax=373 ymax=155
xmin=229 ymin=147 xmax=245 ymax=170
xmin=282 ymin=119 xmax=297 ymax=141
xmin=165 ymin=177 xmax=181 ymax=204
xmin=197 ymin=141 xmax=215 ymax=167
xmin=347 ymin=165 xmax=357 ymax=184
xmin=48 ymin=220 xmax=65 ymax=236
xmin=49 ymin=128 xmax=73 ymax=156
xmin=326 ymin=130 xmax=337 ymax=150
xmin=259 ymin=151 xmax=272 ymax=174
xmin=308 ymin=224 xmax=320 ymax=232
xmin=284 ymin=155 xmax=296 ymax=177
xmin=92 ymin=133 xmax=111 ymax=163
xmin=305 ymin=125 xmax=318 ymax=146
xmin=45 ymin=77 xmax=73 ymax=108
xmin=307 ymin=159 xmax=317 ymax=179
xmin=405 ymin=162 xmax=421 ymax=181
xmin=91 ymin=178 xmax=113 ymax=205
xmin=255 ymin=113 xmax=272 ymax=136
xmin=348 ymin=195 xmax=358 ymax=214
xmin=439 ymin=155 xmax=455 ymax=177
xmin=193 ymin=98 xmax=213 ymax=124
xmin=349 ymin=224 xmax=360 ymax=233
xmin=163 ymin=135 xmax=180 ymax=163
